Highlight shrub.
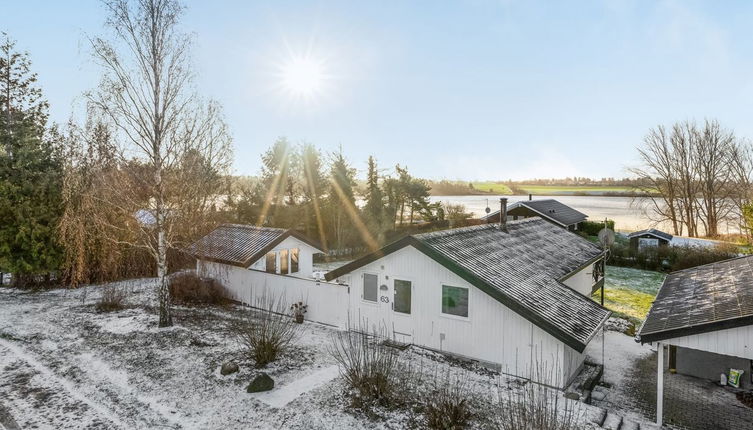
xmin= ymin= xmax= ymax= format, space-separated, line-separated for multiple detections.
xmin=169 ymin=272 xmax=227 ymax=305
xmin=424 ymin=371 xmax=473 ymax=429
xmin=96 ymin=284 xmax=127 ymax=312
xmin=608 ymin=242 xmax=739 ymax=272
xmin=495 ymin=368 xmax=582 ymax=430
xmin=236 ymin=297 xmax=299 ymax=367
xmin=328 ymin=325 xmax=401 ymax=409
xmin=579 ymin=220 xmax=615 ymax=236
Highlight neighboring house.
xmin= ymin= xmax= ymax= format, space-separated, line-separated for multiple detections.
xmin=188 ymin=224 xmax=352 ymax=329
xmin=628 ymin=229 xmax=673 ymax=251
xmin=483 ymin=198 xmax=588 ymax=231
xmin=637 ymin=256 xmax=753 ymax=425
xmin=325 ymin=217 xmax=609 ymax=388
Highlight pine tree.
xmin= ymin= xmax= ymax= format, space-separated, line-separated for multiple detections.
xmin=0 ymin=34 xmax=62 ymax=286
xmin=328 ymin=148 xmax=357 ymax=249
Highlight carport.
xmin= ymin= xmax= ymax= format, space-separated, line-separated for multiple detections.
xmin=637 ymin=256 xmax=753 ymax=426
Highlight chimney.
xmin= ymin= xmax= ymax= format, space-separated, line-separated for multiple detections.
xmin=529 ymin=193 xmax=532 ymax=201
xmin=499 ymin=198 xmax=508 ymax=232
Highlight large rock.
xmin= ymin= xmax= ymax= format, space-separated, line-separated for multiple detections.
xmin=221 ymin=362 xmax=239 ymax=376
xmin=247 ymin=373 xmax=274 ymax=393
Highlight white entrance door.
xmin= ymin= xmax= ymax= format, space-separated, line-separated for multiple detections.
xmin=388 ymin=277 xmax=414 ymax=344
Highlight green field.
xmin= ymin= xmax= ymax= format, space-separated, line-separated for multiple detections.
xmin=592 ymin=266 xmax=665 ymax=323
xmin=470 ymin=182 xmax=513 ymax=194
xmin=518 ymin=184 xmax=637 ymax=194
xmin=468 ymin=183 xmax=645 ymax=196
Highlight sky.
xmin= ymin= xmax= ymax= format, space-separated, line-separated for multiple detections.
xmin=4 ymin=0 xmax=753 ymax=181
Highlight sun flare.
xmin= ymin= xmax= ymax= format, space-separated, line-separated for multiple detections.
xmin=280 ymin=56 xmax=326 ymax=99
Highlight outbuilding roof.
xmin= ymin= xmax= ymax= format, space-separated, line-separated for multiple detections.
xmin=484 ymin=199 xmax=588 ymax=227
xmin=187 ymin=224 xmax=323 ymax=267
xmin=326 ymin=218 xmax=610 ymax=352
xmin=638 ymin=255 xmax=753 ymax=344
xmin=627 ymin=229 xmax=673 ymax=242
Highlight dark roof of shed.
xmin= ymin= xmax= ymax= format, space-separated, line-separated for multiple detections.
xmin=326 ymin=218 xmax=610 ymax=352
xmin=628 ymin=229 xmax=673 ymax=241
xmin=187 ymin=224 xmax=323 ymax=267
xmin=638 ymin=255 xmax=753 ymax=343
xmin=483 ymin=199 xmax=588 ymax=227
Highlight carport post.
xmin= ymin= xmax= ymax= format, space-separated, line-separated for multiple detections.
xmin=656 ymin=342 xmax=664 ymax=426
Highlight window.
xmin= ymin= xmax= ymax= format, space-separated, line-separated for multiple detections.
xmin=442 ymin=285 xmax=469 ymax=317
xmin=280 ymin=249 xmax=289 ymax=274
xmin=393 ymin=279 xmax=411 ymax=314
xmin=290 ymin=248 xmax=299 ymax=273
xmin=265 ymin=252 xmax=277 ymax=273
xmin=363 ymin=273 xmax=378 ymax=302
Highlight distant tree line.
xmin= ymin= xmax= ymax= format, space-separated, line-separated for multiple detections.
xmin=631 ymin=119 xmax=753 ymax=239
xmin=226 ymin=139 xmax=474 ymax=252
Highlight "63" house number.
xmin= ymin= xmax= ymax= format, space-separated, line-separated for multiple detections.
xmin=380 ymin=296 xmax=390 ymax=303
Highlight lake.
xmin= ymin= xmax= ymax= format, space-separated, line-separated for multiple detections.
xmin=429 ymin=195 xmax=706 ymax=234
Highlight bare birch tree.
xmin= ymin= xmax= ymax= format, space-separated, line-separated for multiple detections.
xmin=87 ymin=0 xmax=232 ymax=326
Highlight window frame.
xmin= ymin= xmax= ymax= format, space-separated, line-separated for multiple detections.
xmin=362 ymin=272 xmax=379 ymax=304
xmin=280 ymin=249 xmax=289 ymax=274
xmin=392 ymin=278 xmax=412 ymax=315
xmin=440 ymin=284 xmax=470 ymax=320
xmin=265 ymin=251 xmax=277 ymax=274
xmin=290 ymin=248 xmax=299 ymax=273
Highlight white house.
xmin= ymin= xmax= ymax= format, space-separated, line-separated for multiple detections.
xmin=325 ymin=216 xmax=609 ymax=388
xmin=190 ymin=218 xmax=609 ymax=388
xmin=188 ymin=224 xmax=352 ymax=328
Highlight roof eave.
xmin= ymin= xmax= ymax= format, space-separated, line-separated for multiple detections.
xmin=638 ymin=314 xmax=753 ymax=344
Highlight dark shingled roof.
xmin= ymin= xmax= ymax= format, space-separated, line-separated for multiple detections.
xmin=484 ymin=199 xmax=588 ymax=227
xmin=326 ymin=218 xmax=610 ymax=352
xmin=638 ymin=255 xmax=753 ymax=343
xmin=187 ymin=224 xmax=322 ymax=267
xmin=627 ymin=228 xmax=673 ymax=241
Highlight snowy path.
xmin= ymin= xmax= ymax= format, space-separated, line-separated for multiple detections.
xmin=0 ymin=338 xmax=129 ymax=428
xmin=251 ymin=365 xmax=340 ymax=408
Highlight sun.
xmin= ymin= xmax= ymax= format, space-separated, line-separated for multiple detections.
xmin=280 ymin=56 xmax=326 ymax=99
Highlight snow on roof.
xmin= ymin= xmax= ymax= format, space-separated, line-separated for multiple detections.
xmin=638 ymin=255 xmax=753 ymax=343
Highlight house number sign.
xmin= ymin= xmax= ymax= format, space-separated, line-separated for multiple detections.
xmin=380 ymin=296 xmax=390 ymax=303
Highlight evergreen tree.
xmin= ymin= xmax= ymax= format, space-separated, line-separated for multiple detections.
xmin=327 ymin=147 xmax=357 ymax=249
xmin=364 ymin=155 xmax=383 ymax=219
xmin=0 ymin=34 xmax=62 ymax=286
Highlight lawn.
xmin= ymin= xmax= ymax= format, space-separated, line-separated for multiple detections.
xmin=592 ymin=266 xmax=665 ymax=323
xmin=469 ymin=181 xmax=512 ymax=194
xmin=516 ymin=184 xmax=638 ymax=194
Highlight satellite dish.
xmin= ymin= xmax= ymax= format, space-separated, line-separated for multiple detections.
xmin=485 ymin=207 xmax=491 ymax=214
xmin=598 ymin=228 xmax=615 ymax=248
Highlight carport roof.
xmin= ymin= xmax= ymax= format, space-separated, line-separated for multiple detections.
xmin=638 ymin=255 xmax=753 ymax=343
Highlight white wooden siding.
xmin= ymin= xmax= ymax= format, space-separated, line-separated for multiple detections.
xmin=199 ymin=261 xmax=349 ymax=328
xmin=562 ymin=261 xmax=598 ymax=296
xmin=346 ymin=246 xmax=583 ymax=388
xmin=664 ymin=324 xmax=753 ymax=360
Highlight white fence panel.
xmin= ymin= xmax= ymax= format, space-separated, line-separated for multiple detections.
xmin=199 ymin=261 xmax=349 ymax=329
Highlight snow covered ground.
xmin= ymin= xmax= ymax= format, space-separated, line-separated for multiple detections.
xmin=0 ymin=279 xmax=653 ymax=429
